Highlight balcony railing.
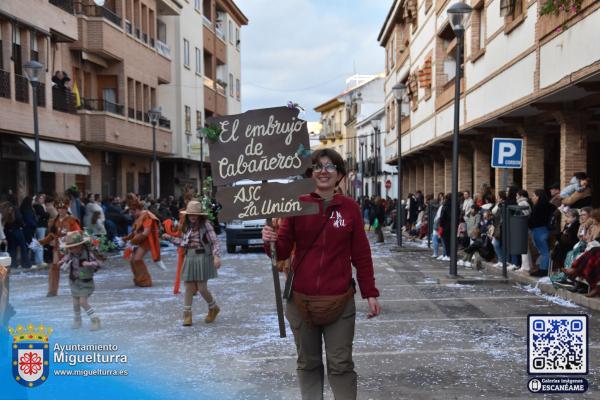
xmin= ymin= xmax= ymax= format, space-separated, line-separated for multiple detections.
xmin=81 ymin=98 xmax=124 ymax=116
xmin=143 ymin=113 xmax=149 ymax=123
xmin=149 ymin=37 xmax=155 ymax=48
xmin=52 ymin=87 xmax=77 ymax=113
xmin=142 ymin=32 xmax=148 ymax=44
xmin=15 ymin=74 xmax=29 ymax=103
xmin=136 ymin=110 xmax=143 ymax=121
xmin=158 ymin=116 xmax=171 ymax=129
xmin=77 ymin=3 xmax=122 ymax=27
xmin=155 ymin=39 xmax=171 ymax=59
xmin=125 ymin=20 xmax=132 ymax=34
xmin=215 ymin=26 xmax=225 ymax=41
xmin=0 ymin=70 xmax=10 ymax=99
xmin=202 ymin=16 xmax=212 ymax=29
xmin=135 ymin=27 xmax=141 ymax=39
xmin=50 ymin=0 xmax=74 ymax=14
xmin=36 ymin=83 xmax=46 ymax=107
xmin=203 ymin=76 xmax=214 ymax=89
xmin=128 ymin=107 xmax=135 ymax=119
xmin=215 ymin=81 xmax=226 ymax=95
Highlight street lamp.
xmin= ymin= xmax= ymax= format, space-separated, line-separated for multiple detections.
xmin=359 ymin=135 xmax=367 ymax=198
xmin=370 ymin=119 xmax=381 ymax=197
xmin=392 ymin=82 xmax=407 ymax=247
xmin=197 ymin=127 xmax=205 ymax=197
xmin=23 ymin=60 xmax=44 ymax=195
xmin=447 ymin=1 xmax=472 ymax=277
xmin=148 ymin=106 xmax=162 ymax=199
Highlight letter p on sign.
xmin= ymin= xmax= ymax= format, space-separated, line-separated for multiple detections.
xmin=491 ymin=138 xmax=523 ymax=169
xmin=498 ymin=143 xmax=516 ymax=164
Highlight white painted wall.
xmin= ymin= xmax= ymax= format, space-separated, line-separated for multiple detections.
xmin=226 ymin=15 xmax=242 ymax=114
xmin=540 ymin=8 xmax=600 ymax=88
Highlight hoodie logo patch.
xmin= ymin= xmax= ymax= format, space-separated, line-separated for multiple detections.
xmin=330 ymin=211 xmax=346 ymax=228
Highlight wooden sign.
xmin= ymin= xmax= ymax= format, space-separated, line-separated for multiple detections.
xmin=216 ymin=179 xmax=318 ymax=222
xmin=206 ymin=106 xmax=312 ymax=186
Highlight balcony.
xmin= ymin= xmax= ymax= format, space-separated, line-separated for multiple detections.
xmin=49 ymin=0 xmax=74 ymax=14
xmin=203 ymin=76 xmax=215 ymax=89
xmin=203 ymin=16 xmax=213 ymax=29
xmin=0 ymin=70 xmax=10 ymax=99
xmin=135 ymin=27 xmax=141 ymax=39
xmin=77 ymin=3 xmax=122 ymax=28
xmin=215 ymin=80 xmax=226 ymax=96
xmin=136 ymin=110 xmax=143 ymax=121
xmin=128 ymin=107 xmax=135 ymax=119
xmin=215 ymin=26 xmax=226 ymax=41
xmin=326 ymin=125 xmax=335 ymax=139
xmin=15 ymin=74 xmax=29 ymax=103
xmin=80 ymin=111 xmax=172 ymax=154
xmin=52 ymin=87 xmax=78 ymax=113
xmin=81 ymin=98 xmax=125 ymax=116
xmin=125 ymin=20 xmax=132 ymax=34
xmin=334 ymin=122 xmax=342 ymax=138
xmin=158 ymin=116 xmax=171 ymax=129
xmin=142 ymin=32 xmax=148 ymax=44
xmin=155 ymin=39 xmax=171 ymax=59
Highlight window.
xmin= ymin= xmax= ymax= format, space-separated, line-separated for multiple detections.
xmin=229 ymin=73 xmax=234 ymax=97
xmin=185 ymin=105 xmax=191 ymax=134
xmin=30 ymin=32 xmax=38 ymax=62
xmin=236 ymin=78 xmax=240 ymax=100
xmin=501 ymin=0 xmax=526 ymax=31
xmin=195 ymin=47 xmax=201 ymax=74
xmin=183 ymin=39 xmax=190 ymax=67
xmin=471 ymin=1 xmax=486 ymax=59
xmin=195 ymin=0 xmax=201 ymax=11
xmin=229 ymin=21 xmax=233 ymax=44
xmin=203 ymin=0 xmax=211 ymax=21
xmin=235 ymin=28 xmax=240 ymax=49
xmin=196 ymin=110 xmax=202 ymax=131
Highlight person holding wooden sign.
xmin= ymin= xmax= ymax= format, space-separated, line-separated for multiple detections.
xmin=262 ymin=148 xmax=381 ymax=400
xmin=163 ymin=201 xmax=222 ymax=326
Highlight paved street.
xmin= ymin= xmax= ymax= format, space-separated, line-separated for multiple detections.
xmin=7 ymin=233 xmax=600 ymax=399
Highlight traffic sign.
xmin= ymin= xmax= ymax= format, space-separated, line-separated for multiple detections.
xmin=491 ymin=138 xmax=523 ymax=169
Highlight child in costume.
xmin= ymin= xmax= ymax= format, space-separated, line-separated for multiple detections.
xmin=58 ymin=231 xmax=101 ymax=331
xmin=122 ymin=194 xmax=161 ymax=287
xmin=39 ymin=199 xmax=81 ymax=296
xmin=163 ymin=201 xmax=221 ymax=326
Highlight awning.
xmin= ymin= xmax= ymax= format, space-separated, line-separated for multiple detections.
xmin=20 ymin=138 xmax=91 ymax=175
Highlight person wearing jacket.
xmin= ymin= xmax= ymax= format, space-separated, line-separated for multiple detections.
xmin=262 ymin=148 xmax=380 ymax=400
xmin=39 ymin=199 xmax=81 ymax=296
xmin=552 ymin=209 xmax=580 ymax=271
xmin=528 ymin=189 xmax=556 ymax=276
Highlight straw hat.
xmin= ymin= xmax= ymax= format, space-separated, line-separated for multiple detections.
xmin=180 ymin=200 xmax=208 ymax=216
xmin=60 ymin=231 xmax=90 ymax=249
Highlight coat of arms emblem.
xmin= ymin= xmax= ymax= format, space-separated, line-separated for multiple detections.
xmin=9 ymin=324 xmax=52 ymax=388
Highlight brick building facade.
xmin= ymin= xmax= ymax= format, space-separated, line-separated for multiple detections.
xmin=378 ymin=0 xmax=600 ymax=206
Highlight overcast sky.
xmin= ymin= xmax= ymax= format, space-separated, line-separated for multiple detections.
xmin=240 ymin=0 xmax=391 ymax=121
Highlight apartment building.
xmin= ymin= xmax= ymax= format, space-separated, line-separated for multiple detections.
xmin=314 ymin=74 xmax=385 ymax=197
xmin=158 ymin=0 xmax=247 ymax=197
xmin=0 ymin=0 xmax=181 ymax=199
xmin=378 ymin=0 xmax=600 ymax=206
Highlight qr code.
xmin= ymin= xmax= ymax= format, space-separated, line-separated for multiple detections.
xmin=528 ymin=315 xmax=587 ymax=374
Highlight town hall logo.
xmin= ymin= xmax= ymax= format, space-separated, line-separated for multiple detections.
xmin=9 ymin=324 xmax=53 ymax=388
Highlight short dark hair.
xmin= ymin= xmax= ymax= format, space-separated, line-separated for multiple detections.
xmin=311 ymin=148 xmax=346 ymax=178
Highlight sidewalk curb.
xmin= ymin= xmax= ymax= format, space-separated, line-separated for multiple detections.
xmin=482 ymin=261 xmax=600 ymax=312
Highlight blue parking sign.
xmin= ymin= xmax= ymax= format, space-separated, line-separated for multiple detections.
xmin=491 ymin=138 xmax=523 ymax=169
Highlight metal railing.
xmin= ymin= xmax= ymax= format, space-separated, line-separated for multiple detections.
xmin=52 ymin=87 xmax=77 ymax=113
xmin=15 ymin=74 xmax=29 ymax=103
xmin=149 ymin=37 xmax=155 ymax=48
xmin=81 ymin=98 xmax=124 ymax=116
xmin=125 ymin=20 xmax=132 ymax=34
xmin=0 ymin=70 xmax=10 ymax=99
xmin=135 ymin=27 xmax=141 ymax=39
xmin=50 ymin=0 xmax=74 ymax=14
xmin=142 ymin=32 xmax=148 ymax=44
xmin=158 ymin=116 xmax=171 ymax=129
xmin=155 ymin=40 xmax=171 ymax=59
xmin=128 ymin=107 xmax=135 ymax=119
xmin=36 ymin=83 xmax=46 ymax=107
xmin=136 ymin=110 xmax=143 ymax=121
xmin=76 ymin=3 xmax=122 ymax=27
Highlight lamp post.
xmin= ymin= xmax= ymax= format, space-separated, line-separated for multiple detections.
xmin=359 ymin=135 xmax=366 ymax=198
xmin=148 ymin=106 xmax=162 ymax=199
xmin=197 ymin=127 xmax=205 ymax=197
xmin=392 ymin=82 xmax=407 ymax=247
xmin=370 ymin=119 xmax=381 ymax=197
xmin=447 ymin=1 xmax=472 ymax=277
xmin=23 ymin=60 xmax=44 ymax=195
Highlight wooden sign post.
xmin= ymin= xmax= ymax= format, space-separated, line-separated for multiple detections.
xmin=206 ymin=106 xmax=317 ymax=338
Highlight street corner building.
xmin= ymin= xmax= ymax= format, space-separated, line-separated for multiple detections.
xmin=0 ymin=0 xmax=247 ymax=201
xmin=374 ymin=0 xmax=600 ymax=206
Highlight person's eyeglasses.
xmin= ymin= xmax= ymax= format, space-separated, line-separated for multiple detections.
xmin=313 ymin=163 xmax=337 ymax=173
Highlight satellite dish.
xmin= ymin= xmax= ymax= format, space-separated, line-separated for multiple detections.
xmin=94 ymin=0 xmax=106 ymax=6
